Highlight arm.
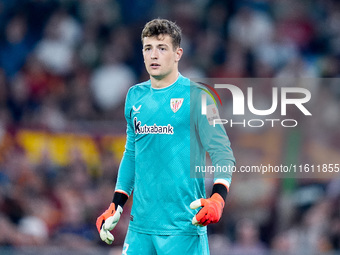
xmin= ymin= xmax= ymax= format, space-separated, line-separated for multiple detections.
xmin=96 ymin=89 xmax=136 ymax=244
xmin=191 ymin=88 xmax=235 ymax=226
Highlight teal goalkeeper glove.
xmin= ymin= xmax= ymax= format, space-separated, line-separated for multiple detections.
xmin=96 ymin=203 xmax=123 ymax=244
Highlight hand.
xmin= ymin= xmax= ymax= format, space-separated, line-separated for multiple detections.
xmin=190 ymin=193 xmax=225 ymax=226
xmin=96 ymin=203 xmax=123 ymax=244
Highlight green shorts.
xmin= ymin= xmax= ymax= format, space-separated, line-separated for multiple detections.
xmin=122 ymin=228 xmax=209 ymax=255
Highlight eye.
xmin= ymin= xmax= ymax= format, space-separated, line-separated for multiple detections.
xmin=160 ymin=47 xmax=166 ymax=51
xmin=144 ymin=47 xmax=151 ymax=52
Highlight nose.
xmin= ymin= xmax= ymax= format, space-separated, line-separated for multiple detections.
xmin=150 ymin=48 xmax=158 ymax=59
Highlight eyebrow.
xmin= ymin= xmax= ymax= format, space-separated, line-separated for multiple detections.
xmin=143 ymin=43 xmax=169 ymax=48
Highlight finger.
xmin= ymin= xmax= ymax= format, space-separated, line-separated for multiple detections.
xmin=192 ymin=216 xmax=204 ymax=227
xmin=190 ymin=199 xmax=202 ymax=210
xmin=198 ymin=214 xmax=209 ymax=224
xmin=192 ymin=215 xmax=199 ymax=225
xmin=195 ymin=207 xmax=208 ymax=222
xmin=202 ymin=220 xmax=211 ymax=226
xmin=104 ymin=232 xmax=114 ymax=245
xmin=100 ymin=228 xmax=107 ymax=241
xmin=104 ymin=206 xmax=123 ymax=230
xmin=200 ymin=215 xmax=212 ymax=226
xmin=100 ymin=229 xmax=114 ymax=244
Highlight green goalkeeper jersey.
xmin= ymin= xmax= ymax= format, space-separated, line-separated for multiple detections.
xmin=115 ymin=74 xmax=235 ymax=235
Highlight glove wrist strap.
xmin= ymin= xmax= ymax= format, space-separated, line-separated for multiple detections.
xmin=211 ymin=183 xmax=228 ymax=201
xmin=112 ymin=191 xmax=129 ymax=210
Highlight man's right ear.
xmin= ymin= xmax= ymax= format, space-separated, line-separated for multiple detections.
xmin=175 ymin=47 xmax=183 ymax=62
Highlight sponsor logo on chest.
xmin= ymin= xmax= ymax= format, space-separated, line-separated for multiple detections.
xmin=134 ymin=117 xmax=174 ymax=135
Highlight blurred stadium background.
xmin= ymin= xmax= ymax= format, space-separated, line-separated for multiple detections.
xmin=0 ymin=0 xmax=339 ymax=254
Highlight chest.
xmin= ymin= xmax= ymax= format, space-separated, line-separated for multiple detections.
xmin=130 ymin=90 xmax=190 ymax=135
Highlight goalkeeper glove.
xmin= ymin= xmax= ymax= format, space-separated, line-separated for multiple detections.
xmin=96 ymin=203 xmax=123 ymax=244
xmin=190 ymin=193 xmax=225 ymax=226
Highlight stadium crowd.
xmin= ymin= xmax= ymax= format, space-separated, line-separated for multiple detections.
xmin=0 ymin=0 xmax=339 ymax=254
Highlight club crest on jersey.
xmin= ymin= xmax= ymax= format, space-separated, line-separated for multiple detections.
xmin=170 ymin=98 xmax=184 ymax=113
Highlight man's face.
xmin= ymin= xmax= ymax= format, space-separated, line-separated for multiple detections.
xmin=142 ymin=35 xmax=183 ymax=80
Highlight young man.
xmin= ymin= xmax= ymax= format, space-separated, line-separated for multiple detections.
xmin=96 ymin=19 xmax=235 ymax=254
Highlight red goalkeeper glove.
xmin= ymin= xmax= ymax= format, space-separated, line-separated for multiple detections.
xmin=96 ymin=203 xmax=123 ymax=244
xmin=190 ymin=193 xmax=225 ymax=226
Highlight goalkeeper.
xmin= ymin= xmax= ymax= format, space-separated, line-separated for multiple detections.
xmin=96 ymin=18 xmax=235 ymax=254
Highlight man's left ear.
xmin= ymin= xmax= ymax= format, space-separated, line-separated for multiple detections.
xmin=175 ymin=48 xmax=183 ymax=62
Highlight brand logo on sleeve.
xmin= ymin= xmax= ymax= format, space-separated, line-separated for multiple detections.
xmin=170 ymin=98 xmax=183 ymax=113
xmin=132 ymin=105 xmax=141 ymax=113
xmin=134 ymin=117 xmax=174 ymax=134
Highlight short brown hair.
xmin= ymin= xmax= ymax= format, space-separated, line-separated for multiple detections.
xmin=141 ymin=19 xmax=182 ymax=49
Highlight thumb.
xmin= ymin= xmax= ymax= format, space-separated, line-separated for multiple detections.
xmin=190 ymin=199 xmax=203 ymax=210
xmin=100 ymin=228 xmax=114 ymax=244
xmin=103 ymin=206 xmax=123 ymax=231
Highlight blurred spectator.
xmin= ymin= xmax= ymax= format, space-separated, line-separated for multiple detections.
xmin=0 ymin=15 xmax=32 ymax=78
xmin=18 ymin=205 xmax=49 ymax=245
xmin=272 ymin=200 xmax=333 ymax=254
xmin=90 ymin=45 xmax=136 ymax=112
xmin=209 ymin=233 xmax=231 ymax=255
xmin=79 ymin=0 xmax=121 ymax=28
xmin=325 ymin=2 xmax=340 ymax=55
xmin=20 ymin=55 xmax=66 ymax=108
xmin=0 ymin=69 xmax=12 ymax=127
xmin=78 ymin=22 xmax=101 ymax=68
xmin=53 ymin=183 xmax=96 ymax=249
xmin=254 ymin=29 xmax=299 ymax=72
xmin=66 ymin=66 xmax=99 ymax=121
xmin=54 ymin=8 xmax=82 ymax=48
xmin=276 ymin=55 xmax=318 ymax=78
xmin=6 ymin=74 xmax=33 ymax=125
xmin=230 ymin=218 xmax=268 ymax=255
xmin=34 ymin=10 xmax=78 ymax=76
xmin=37 ymin=95 xmax=68 ymax=131
xmin=228 ymin=6 xmax=274 ymax=51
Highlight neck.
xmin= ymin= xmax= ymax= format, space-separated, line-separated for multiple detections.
xmin=150 ymin=71 xmax=179 ymax=89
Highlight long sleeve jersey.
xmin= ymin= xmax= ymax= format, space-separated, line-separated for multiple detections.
xmin=115 ymin=74 xmax=235 ymax=235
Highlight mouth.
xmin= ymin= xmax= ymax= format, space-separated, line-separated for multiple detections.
xmin=150 ymin=63 xmax=160 ymax=69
